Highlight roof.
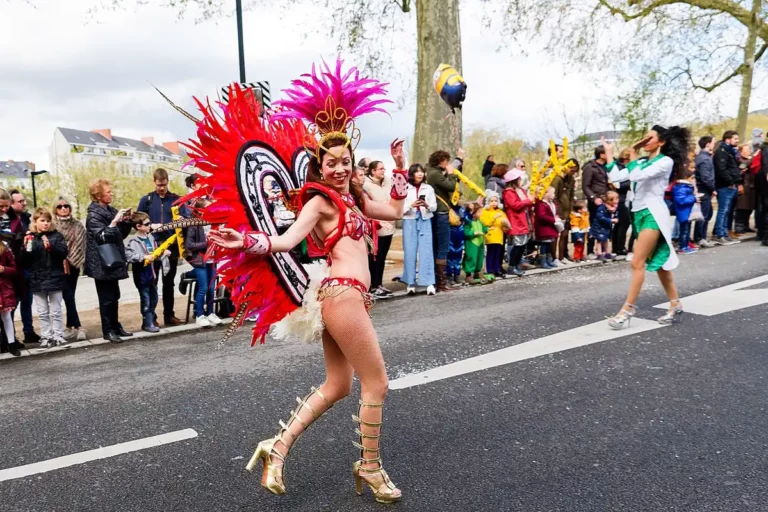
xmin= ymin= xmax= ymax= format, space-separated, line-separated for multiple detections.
xmin=576 ymin=130 xmax=623 ymax=142
xmin=57 ymin=127 xmax=181 ymax=157
xmin=0 ymin=161 xmax=32 ymax=179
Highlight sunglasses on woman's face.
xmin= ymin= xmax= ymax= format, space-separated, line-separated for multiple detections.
xmin=56 ymin=204 xmax=71 ymax=210
xmin=142 ymin=222 xmax=151 ymax=226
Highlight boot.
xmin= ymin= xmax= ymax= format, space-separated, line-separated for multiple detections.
xmin=465 ymin=273 xmax=477 ymax=285
xmin=142 ymin=312 xmax=160 ymax=333
xmin=352 ymin=400 xmax=402 ymax=504
xmin=435 ymin=260 xmax=453 ymax=292
xmin=245 ymin=387 xmax=331 ymax=495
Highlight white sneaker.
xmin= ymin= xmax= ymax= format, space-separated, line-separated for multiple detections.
xmin=196 ymin=316 xmax=212 ymax=328
xmin=406 ymin=286 xmax=416 ymax=295
xmin=426 ymin=285 xmax=436 ymax=296
xmin=626 ymin=253 xmax=634 ymax=262
xmin=698 ymin=239 xmax=714 ymax=248
xmin=587 ymin=254 xmax=598 ymax=261
xmin=207 ymin=314 xmax=223 ymax=326
xmin=63 ymin=328 xmax=77 ymax=341
xmin=561 ymin=258 xmax=572 ymax=265
xmin=553 ymin=259 xmax=561 ymax=267
xmin=76 ymin=328 xmax=87 ymax=341
xmin=52 ymin=336 xmax=68 ymax=347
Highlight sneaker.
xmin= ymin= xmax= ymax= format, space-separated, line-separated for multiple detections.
xmin=697 ymin=239 xmax=715 ymax=248
xmin=560 ymin=258 xmax=572 ymax=265
xmin=626 ymin=253 xmax=634 ymax=262
xmin=727 ymin=236 xmax=742 ymax=244
xmin=371 ymin=288 xmax=391 ymax=299
xmin=715 ymin=237 xmax=735 ymax=246
xmin=679 ymin=246 xmax=698 ymax=255
xmin=520 ymin=262 xmax=535 ymax=271
xmin=729 ymin=230 xmax=741 ymax=239
xmin=63 ymin=328 xmax=77 ymax=341
xmin=76 ymin=328 xmax=87 ymax=341
xmin=378 ymin=286 xmax=394 ymax=296
xmin=52 ymin=336 xmax=68 ymax=347
xmin=207 ymin=314 xmax=223 ymax=326
xmin=541 ymin=261 xmax=555 ymax=269
xmin=687 ymin=242 xmax=697 ymax=250
xmin=195 ymin=316 xmax=212 ymax=328
xmin=552 ymin=259 xmax=561 ymax=267
xmin=426 ymin=285 xmax=436 ymax=296
xmin=406 ymin=286 xmax=416 ymax=296
xmin=587 ymin=254 xmax=598 ymax=261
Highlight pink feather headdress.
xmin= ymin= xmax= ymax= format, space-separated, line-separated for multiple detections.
xmin=272 ymin=56 xmax=392 ymax=160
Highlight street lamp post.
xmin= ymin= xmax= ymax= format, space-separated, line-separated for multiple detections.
xmin=31 ymin=170 xmax=48 ymax=208
xmin=236 ymin=0 xmax=246 ymax=83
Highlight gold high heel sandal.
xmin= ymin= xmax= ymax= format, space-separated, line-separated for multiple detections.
xmin=658 ymin=299 xmax=684 ymax=325
xmin=245 ymin=386 xmax=330 ymax=495
xmin=608 ymin=303 xmax=636 ymax=330
xmin=351 ymin=401 xmax=402 ymax=504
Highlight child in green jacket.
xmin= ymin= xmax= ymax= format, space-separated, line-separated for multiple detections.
xmin=463 ymin=203 xmax=488 ymax=285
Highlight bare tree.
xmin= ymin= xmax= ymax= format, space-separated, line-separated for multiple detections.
xmin=89 ymin=0 xmax=463 ymax=164
xmin=492 ymin=0 xmax=768 ymax=140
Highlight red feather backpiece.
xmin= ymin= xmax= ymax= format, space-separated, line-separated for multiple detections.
xmin=181 ymin=86 xmax=310 ymax=345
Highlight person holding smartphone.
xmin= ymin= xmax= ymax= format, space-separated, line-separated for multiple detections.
xmin=401 ymin=163 xmax=438 ymax=295
xmin=84 ymin=179 xmax=134 ymax=344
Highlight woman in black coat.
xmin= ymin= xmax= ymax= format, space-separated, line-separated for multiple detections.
xmin=84 ymin=179 xmax=134 ymax=343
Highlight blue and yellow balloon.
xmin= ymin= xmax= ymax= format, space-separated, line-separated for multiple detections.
xmin=433 ymin=63 xmax=467 ymax=113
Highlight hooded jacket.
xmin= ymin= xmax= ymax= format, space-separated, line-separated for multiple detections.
xmin=714 ymin=143 xmax=742 ymax=188
xmin=672 ymin=180 xmax=697 ymax=222
xmin=21 ymin=230 xmax=68 ymax=293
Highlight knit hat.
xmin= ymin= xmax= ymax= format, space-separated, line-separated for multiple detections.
xmin=752 ymin=128 xmax=764 ymax=148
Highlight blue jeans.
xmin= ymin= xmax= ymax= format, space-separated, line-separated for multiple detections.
xmin=138 ymin=283 xmax=158 ymax=317
xmin=431 ymin=213 xmax=451 ymax=261
xmin=193 ymin=265 xmax=215 ymax=317
xmin=672 ymin=219 xmax=680 ymax=240
xmin=679 ymin=220 xmax=691 ymax=248
xmin=694 ymin=195 xmax=713 ymax=242
xmin=714 ymin=187 xmax=738 ymax=237
xmin=402 ymin=215 xmax=435 ymax=287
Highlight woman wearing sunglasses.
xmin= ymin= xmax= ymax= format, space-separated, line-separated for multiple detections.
xmin=53 ymin=197 xmax=87 ymax=341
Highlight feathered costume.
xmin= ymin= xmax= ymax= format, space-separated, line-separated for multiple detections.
xmin=163 ymin=58 xmax=395 ymax=347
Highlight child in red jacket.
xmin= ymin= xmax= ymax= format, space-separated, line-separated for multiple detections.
xmin=0 ymin=241 xmax=18 ymax=355
xmin=534 ymin=187 xmax=561 ymax=269
xmin=502 ymin=169 xmax=534 ymax=277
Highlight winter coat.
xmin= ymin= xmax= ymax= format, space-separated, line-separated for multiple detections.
xmin=426 ymin=165 xmax=459 ymax=213
xmin=570 ymin=212 xmax=590 ymax=244
xmin=672 ymin=181 xmax=697 ymax=223
xmin=582 ymin=160 xmax=610 ymax=203
xmin=126 ymin=235 xmax=170 ymax=287
xmin=714 ymin=143 xmax=742 ymax=189
xmin=479 ymin=207 xmax=506 ymax=245
xmin=21 ymin=231 xmax=68 ymax=293
xmin=503 ymin=187 xmax=533 ymax=236
xmin=735 ymin=157 xmax=756 ymax=211
xmin=485 ymin=176 xmax=506 ymax=198
xmin=0 ymin=248 xmax=17 ymax=310
xmin=185 ymin=225 xmax=209 ymax=268
xmin=589 ymin=204 xmax=616 ymax=242
xmin=137 ymin=190 xmax=183 ymax=244
xmin=551 ymin=173 xmax=576 ymax=220
xmin=481 ymin=158 xmax=495 ymax=182
xmin=757 ymin=144 xmax=768 ymax=206
xmin=2 ymin=209 xmax=26 ymax=296
xmin=85 ymin=202 xmax=132 ymax=281
xmin=534 ymin=200 xmax=559 ymax=241
xmin=694 ymin=151 xmax=716 ymax=195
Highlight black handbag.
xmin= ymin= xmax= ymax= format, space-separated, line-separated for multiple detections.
xmin=97 ymin=243 xmax=125 ymax=269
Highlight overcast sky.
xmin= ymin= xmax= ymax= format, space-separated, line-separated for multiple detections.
xmin=1 ymin=0 xmax=762 ymax=170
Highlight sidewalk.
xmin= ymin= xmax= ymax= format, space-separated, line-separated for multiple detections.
xmin=2 ymin=233 xmax=757 ymax=362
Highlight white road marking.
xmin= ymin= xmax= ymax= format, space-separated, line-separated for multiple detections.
xmin=391 ymin=274 xmax=768 ymax=390
xmin=0 ymin=428 xmax=198 ymax=483
xmin=390 ymin=319 xmax=664 ymax=390
xmin=654 ymin=274 xmax=768 ymax=316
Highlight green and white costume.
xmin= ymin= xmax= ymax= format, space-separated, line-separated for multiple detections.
xmin=607 ymin=155 xmax=679 ymax=272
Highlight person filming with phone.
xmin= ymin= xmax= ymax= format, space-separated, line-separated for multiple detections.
xmin=85 ymin=179 xmax=134 ymax=344
xmin=401 ymin=163 xmax=437 ymax=295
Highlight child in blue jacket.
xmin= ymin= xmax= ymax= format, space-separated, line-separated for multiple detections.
xmin=589 ymin=191 xmax=619 ymax=260
xmin=673 ymin=169 xmax=698 ymax=255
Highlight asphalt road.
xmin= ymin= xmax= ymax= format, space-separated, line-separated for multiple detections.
xmin=2 ymin=242 xmax=768 ymax=512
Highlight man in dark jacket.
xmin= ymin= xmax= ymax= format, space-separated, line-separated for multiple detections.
xmin=138 ymin=168 xmax=184 ymax=326
xmin=694 ymin=136 xmax=716 ymax=247
xmin=581 ymin=146 xmax=610 ymax=255
xmin=426 ymin=149 xmax=462 ymax=292
xmin=756 ymin=141 xmax=768 ymax=245
xmin=8 ymin=189 xmax=38 ymax=343
xmin=713 ymin=131 xmax=742 ymax=244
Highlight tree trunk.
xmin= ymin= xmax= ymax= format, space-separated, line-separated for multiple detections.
xmin=412 ymin=0 xmax=463 ymax=166
xmin=737 ymin=0 xmax=761 ymax=141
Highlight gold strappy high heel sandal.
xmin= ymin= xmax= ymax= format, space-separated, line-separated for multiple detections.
xmin=608 ymin=303 xmax=636 ymax=330
xmin=351 ymin=400 xmax=402 ymax=504
xmin=245 ymin=386 xmax=330 ymax=495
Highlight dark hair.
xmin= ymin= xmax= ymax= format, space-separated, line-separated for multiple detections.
xmin=306 ymin=135 xmax=364 ymax=208
xmin=408 ymin=163 xmax=425 ymax=185
xmin=367 ymin=160 xmax=383 ymax=177
xmin=547 ymin=144 xmax=563 ymax=157
xmin=652 ymin=125 xmax=692 ymax=181
xmin=130 ymin=211 xmax=150 ymax=227
xmin=428 ymin=150 xmax=451 ymax=168
xmin=722 ymin=130 xmax=738 ymax=142
xmin=185 ymin=175 xmax=197 ymax=188
xmin=594 ymin=145 xmax=606 ymax=160
xmin=491 ymin=163 xmax=508 ymax=178
xmin=698 ymin=136 xmax=713 ymax=149
xmin=8 ymin=188 xmax=21 ymax=198
xmin=565 ymin=158 xmax=580 ymax=171
xmin=573 ymin=200 xmax=586 ymax=212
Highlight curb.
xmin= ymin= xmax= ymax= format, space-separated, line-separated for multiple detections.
xmin=0 ymin=319 xmax=233 ymax=361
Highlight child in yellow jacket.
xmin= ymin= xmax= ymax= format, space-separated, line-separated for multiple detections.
xmin=569 ymin=200 xmax=590 ymax=263
xmin=479 ymin=193 xmax=508 ymax=278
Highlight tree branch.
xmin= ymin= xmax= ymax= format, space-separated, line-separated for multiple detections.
xmin=680 ymin=41 xmax=768 ymax=92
